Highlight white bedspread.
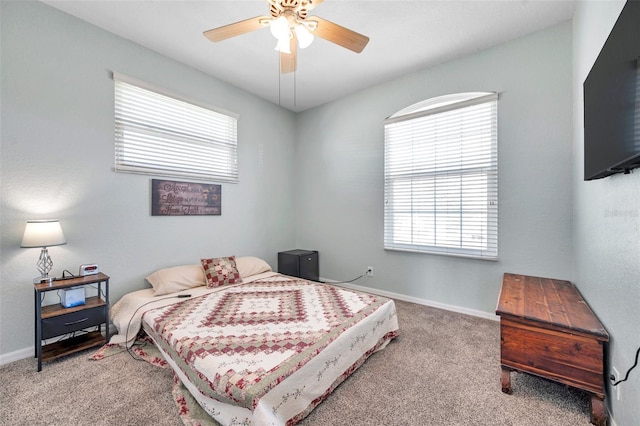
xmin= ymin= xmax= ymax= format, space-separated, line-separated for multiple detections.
xmin=110 ymin=273 xmax=399 ymax=425
xmin=109 ymin=271 xmax=278 ymax=346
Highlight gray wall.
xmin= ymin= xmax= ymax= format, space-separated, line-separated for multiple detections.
xmin=294 ymin=22 xmax=574 ymax=315
xmin=573 ymin=2 xmax=640 ymax=425
xmin=0 ymin=1 xmax=297 ymax=356
xmin=2 ymin=2 xmax=637 ymax=424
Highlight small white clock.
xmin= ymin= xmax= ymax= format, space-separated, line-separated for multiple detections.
xmin=79 ymin=263 xmax=99 ymax=276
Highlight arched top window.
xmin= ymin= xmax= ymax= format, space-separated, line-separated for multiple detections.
xmin=383 ymin=92 xmax=498 ymax=259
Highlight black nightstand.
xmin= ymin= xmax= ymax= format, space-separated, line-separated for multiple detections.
xmin=33 ymin=273 xmax=110 ymax=371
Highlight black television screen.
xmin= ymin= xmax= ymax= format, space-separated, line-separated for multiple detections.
xmin=583 ymin=0 xmax=640 ymax=181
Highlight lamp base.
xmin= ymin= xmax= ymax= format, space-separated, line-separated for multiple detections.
xmin=33 ymin=276 xmax=56 ymax=285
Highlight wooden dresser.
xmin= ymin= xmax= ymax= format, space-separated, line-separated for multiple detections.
xmin=496 ymin=273 xmax=609 ymax=426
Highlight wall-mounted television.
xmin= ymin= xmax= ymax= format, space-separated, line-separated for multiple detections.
xmin=583 ymin=0 xmax=640 ymax=181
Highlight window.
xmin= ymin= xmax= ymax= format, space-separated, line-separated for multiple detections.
xmin=384 ymin=92 xmax=498 ymax=259
xmin=114 ymin=73 xmax=238 ymax=183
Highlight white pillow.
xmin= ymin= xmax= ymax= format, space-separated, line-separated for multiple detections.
xmin=146 ymin=264 xmax=206 ymax=296
xmin=235 ymin=256 xmax=272 ymax=278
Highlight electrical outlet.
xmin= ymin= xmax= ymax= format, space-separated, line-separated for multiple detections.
xmin=366 ymin=266 xmax=374 ymax=276
xmin=612 ymin=367 xmax=621 ymax=400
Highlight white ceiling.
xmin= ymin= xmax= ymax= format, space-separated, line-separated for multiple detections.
xmin=41 ymin=0 xmax=577 ymax=112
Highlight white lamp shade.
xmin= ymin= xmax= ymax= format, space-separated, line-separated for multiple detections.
xmin=271 ymin=16 xmax=293 ymax=53
xmin=275 ymin=37 xmax=291 ymax=54
xmin=269 ymin=16 xmax=290 ymax=40
xmin=294 ymin=24 xmax=314 ymax=49
xmin=21 ymin=220 xmax=66 ymax=248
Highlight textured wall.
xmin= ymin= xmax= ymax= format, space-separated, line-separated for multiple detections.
xmin=294 ymin=22 xmax=574 ymax=315
xmin=0 ymin=1 xmax=297 ymax=356
xmin=572 ymin=2 xmax=640 ymax=425
xmin=3 ymin=2 xmax=637 ymax=424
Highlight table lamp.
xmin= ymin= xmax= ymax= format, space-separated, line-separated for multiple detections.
xmin=21 ymin=219 xmax=66 ymax=284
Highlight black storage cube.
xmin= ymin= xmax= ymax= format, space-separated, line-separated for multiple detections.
xmin=278 ymin=250 xmax=319 ymax=281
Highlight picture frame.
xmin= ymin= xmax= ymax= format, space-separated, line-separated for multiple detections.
xmin=151 ymin=179 xmax=221 ymax=216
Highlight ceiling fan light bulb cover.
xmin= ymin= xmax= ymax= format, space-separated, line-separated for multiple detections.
xmin=270 ymin=16 xmax=290 ymax=39
xmin=275 ymin=38 xmax=291 ymax=54
xmin=295 ymin=24 xmax=314 ymax=48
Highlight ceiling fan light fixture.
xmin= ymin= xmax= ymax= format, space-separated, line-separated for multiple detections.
xmin=294 ymin=24 xmax=314 ymax=49
xmin=269 ymin=16 xmax=290 ymax=40
xmin=275 ymin=37 xmax=291 ymax=54
xmin=203 ymin=0 xmax=370 ymax=75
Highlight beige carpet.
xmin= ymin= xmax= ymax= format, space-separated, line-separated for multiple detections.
xmin=0 ymin=300 xmax=593 ymax=425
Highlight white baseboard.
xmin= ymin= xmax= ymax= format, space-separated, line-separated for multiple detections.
xmin=1 ymin=281 xmax=495 ymax=366
xmin=0 ymin=346 xmax=34 ymax=366
xmin=322 ymin=277 xmax=499 ymax=322
xmin=2 ymin=282 xmax=619 ymax=426
xmin=0 ymin=325 xmax=117 ymax=367
xmin=325 ymin=278 xmax=626 ymax=424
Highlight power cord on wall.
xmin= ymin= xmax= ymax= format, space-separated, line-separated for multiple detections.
xmin=321 ymin=271 xmax=371 ymax=285
xmin=610 ymin=346 xmax=640 ymax=386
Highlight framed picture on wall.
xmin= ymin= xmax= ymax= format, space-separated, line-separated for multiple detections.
xmin=151 ymin=179 xmax=221 ymax=216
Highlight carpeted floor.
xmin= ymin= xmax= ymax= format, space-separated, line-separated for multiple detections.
xmin=0 ymin=300 xmax=593 ymax=425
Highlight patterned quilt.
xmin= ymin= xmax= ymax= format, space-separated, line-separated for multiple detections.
xmin=142 ymin=274 xmax=399 ymax=425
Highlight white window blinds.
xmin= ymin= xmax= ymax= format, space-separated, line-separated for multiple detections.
xmin=384 ymin=92 xmax=498 ymax=259
xmin=114 ymin=73 xmax=238 ymax=183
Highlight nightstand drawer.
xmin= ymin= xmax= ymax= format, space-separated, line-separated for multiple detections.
xmin=42 ymin=306 xmax=106 ymax=339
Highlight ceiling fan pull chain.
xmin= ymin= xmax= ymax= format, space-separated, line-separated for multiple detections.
xmin=278 ymin=60 xmax=282 ymax=106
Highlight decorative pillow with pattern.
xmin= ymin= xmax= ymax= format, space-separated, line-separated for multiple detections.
xmin=201 ymin=256 xmax=242 ymax=288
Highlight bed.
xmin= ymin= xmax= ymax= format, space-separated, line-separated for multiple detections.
xmin=109 ymin=256 xmax=399 ymax=425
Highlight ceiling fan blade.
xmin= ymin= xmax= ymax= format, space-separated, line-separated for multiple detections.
xmin=280 ymin=36 xmax=298 ymax=74
xmin=203 ymin=16 xmax=270 ymax=42
xmin=311 ymin=16 xmax=369 ymax=53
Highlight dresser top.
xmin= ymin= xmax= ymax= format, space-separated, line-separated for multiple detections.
xmin=496 ymin=273 xmax=609 ymax=340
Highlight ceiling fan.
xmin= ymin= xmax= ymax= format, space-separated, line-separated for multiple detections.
xmin=203 ymin=0 xmax=369 ymax=74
